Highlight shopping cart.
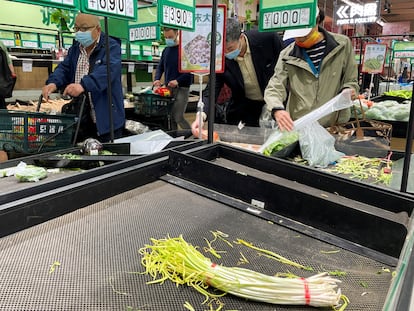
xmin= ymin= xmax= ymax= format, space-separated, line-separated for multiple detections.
xmin=133 ymin=92 xmax=175 ymax=131
xmin=0 ymin=94 xmax=85 ymax=156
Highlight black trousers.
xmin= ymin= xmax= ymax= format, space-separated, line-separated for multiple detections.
xmin=0 ymin=97 xmax=6 ymax=109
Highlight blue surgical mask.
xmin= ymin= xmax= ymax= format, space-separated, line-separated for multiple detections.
xmin=165 ymin=38 xmax=176 ymax=47
xmin=225 ymin=48 xmax=240 ymax=60
xmin=75 ymin=31 xmax=95 ymax=47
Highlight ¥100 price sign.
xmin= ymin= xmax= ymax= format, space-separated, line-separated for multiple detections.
xmin=259 ymin=0 xmax=318 ymax=32
xmin=158 ymin=0 xmax=195 ymax=31
xmin=82 ymin=0 xmax=137 ymax=21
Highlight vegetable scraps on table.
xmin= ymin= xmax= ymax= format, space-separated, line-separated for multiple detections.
xmin=325 ymin=155 xmax=392 ymax=185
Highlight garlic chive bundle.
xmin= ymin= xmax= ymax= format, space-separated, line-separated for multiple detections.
xmin=139 ymin=235 xmax=343 ymax=308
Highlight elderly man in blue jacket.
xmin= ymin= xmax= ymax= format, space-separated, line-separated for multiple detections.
xmin=42 ymin=13 xmax=125 ymax=143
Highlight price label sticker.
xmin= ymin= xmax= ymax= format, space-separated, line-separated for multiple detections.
xmin=22 ymin=59 xmax=33 ymax=72
xmin=22 ymin=41 xmax=38 ymax=48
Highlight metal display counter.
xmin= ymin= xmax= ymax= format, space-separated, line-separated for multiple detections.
xmin=0 ymin=143 xmax=413 ymax=310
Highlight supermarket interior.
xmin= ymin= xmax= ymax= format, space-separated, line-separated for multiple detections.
xmin=1 ymin=1 xmax=414 ymax=311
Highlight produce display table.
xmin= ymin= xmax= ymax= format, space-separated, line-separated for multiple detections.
xmin=0 ymin=143 xmax=413 ymax=310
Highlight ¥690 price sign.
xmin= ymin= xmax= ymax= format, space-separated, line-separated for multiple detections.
xmin=82 ymin=0 xmax=137 ymax=21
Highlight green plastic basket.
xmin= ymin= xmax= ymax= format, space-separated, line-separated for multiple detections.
xmin=0 ymin=110 xmax=77 ymax=154
xmin=133 ymin=93 xmax=174 ymax=117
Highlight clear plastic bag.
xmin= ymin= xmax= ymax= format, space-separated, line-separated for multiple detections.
xmin=293 ymin=89 xmax=353 ymax=131
xmin=260 ymin=89 xmax=353 ymax=156
xmin=299 ymin=121 xmax=344 ymax=167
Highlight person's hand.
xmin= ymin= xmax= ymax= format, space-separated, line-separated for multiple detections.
xmin=191 ymin=116 xmax=201 ymax=137
xmin=42 ymin=83 xmax=57 ymax=101
xmin=153 ymin=80 xmax=161 ymax=89
xmin=191 ymin=112 xmax=206 ymax=137
xmin=63 ymin=83 xmax=85 ymax=98
xmin=350 ymin=88 xmax=357 ymax=100
xmin=274 ymin=110 xmax=294 ymax=131
xmin=167 ymin=79 xmax=178 ymax=88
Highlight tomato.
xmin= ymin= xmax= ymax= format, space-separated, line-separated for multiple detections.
xmin=154 ymin=87 xmax=171 ymax=97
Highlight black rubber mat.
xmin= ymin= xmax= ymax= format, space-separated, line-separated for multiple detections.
xmin=0 ymin=181 xmax=393 ymax=310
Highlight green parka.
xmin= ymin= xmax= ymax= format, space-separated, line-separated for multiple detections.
xmin=264 ymin=27 xmax=359 ymax=127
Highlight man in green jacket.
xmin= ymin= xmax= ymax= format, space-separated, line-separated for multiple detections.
xmin=263 ymin=8 xmax=359 ymax=131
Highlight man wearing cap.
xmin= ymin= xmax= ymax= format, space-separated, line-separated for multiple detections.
xmin=263 ymin=7 xmax=359 ymax=131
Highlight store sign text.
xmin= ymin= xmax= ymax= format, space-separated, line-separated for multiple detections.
xmin=335 ymin=2 xmax=378 ymax=25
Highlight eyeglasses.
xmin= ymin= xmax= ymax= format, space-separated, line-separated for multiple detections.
xmin=73 ymin=25 xmax=97 ymax=32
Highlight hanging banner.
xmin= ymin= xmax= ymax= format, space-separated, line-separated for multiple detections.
xmin=179 ymin=4 xmax=226 ymax=73
xmin=361 ymin=43 xmax=387 ymax=74
xmin=259 ymin=0 xmax=318 ymax=32
xmin=392 ymin=41 xmax=414 ymax=59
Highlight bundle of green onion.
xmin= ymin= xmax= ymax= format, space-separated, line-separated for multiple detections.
xmin=139 ymin=235 xmax=343 ymax=308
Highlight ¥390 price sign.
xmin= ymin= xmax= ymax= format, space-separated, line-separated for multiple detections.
xmin=259 ymin=0 xmax=318 ymax=32
xmin=158 ymin=0 xmax=195 ymax=31
xmin=82 ymin=0 xmax=137 ymax=21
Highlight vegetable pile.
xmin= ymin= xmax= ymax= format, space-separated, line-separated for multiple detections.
xmin=383 ymin=90 xmax=412 ymax=99
xmin=139 ymin=235 xmax=344 ymax=308
xmin=353 ymin=99 xmax=410 ymax=122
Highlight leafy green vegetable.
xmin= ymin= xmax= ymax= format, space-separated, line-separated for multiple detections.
xmin=263 ymin=131 xmax=299 ymax=156
xmin=56 ymin=153 xmax=82 ymax=159
xmin=15 ymin=165 xmax=47 ymax=182
xmin=383 ymin=90 xmax=412 ymax=99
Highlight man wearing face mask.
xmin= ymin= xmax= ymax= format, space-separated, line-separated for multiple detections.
xmin=153 ymin=27 xmax=193 ymax=130
xmin=191 ymin=18 xmax=284 ymax=135
xmin=41 ymin=13 xmax=125 ymax=142
xmin=263 ymin=7 xmax=359 ymax=131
